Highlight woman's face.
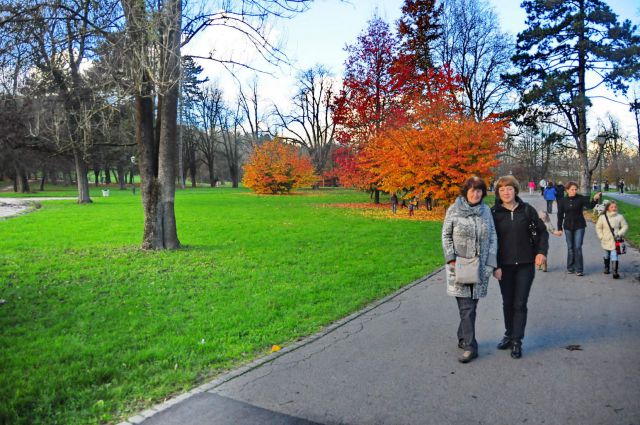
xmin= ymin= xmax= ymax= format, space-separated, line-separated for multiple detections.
xmin=608 ymin=203 xmax=618 ymax=213
xmin=498 ymin=185 xmax=516 ymax=204
xmin=466 ymin=188 xmax=483 ymax=204
xmin=567 ymin=185 xmax=578 ymax=197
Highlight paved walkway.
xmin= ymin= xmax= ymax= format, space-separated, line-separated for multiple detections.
xmin=0 ymin=197 xmax=76 ymax=219
xmin=605 ymin=191 xmax=640 ymax=207
xmin=113 ymin=194 xmax=635 ymax=424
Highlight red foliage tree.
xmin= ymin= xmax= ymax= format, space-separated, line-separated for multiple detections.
xmin=242 ymin=139 xmax=316 ymax=194
xmin=333 ymin=16 xmax=422 ymax=202
xmin=360 ymin=93 xmax=505 ymax=204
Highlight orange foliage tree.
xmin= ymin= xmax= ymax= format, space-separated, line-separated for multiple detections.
xmin=360 ymin=98 xmax=504 ymax=204
xmin=242 ymin=139 xmax=317 ymax=194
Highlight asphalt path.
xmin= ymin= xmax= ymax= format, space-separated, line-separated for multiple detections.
xmin=113 ymin=194 xmax=638 ymax=425
xmin=605 ymin=191 xmax=640 ymax=207
xmin=0 ymin=197 xmax=76 ymax=218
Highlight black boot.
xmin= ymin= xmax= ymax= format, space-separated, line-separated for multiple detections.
xmin=612 ymin=261 xmax=620 ymax=279
xmin=497 ymin=337 xmax=512 ymax=350
xmin=603 ymin=258 xmax=610 ymax=274
xmin=511 ymin=341 xmax=522 ymax=359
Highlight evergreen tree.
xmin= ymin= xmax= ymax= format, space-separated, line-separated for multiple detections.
xmin=507 ymin=0 xmax=640 ymax=193
xmin=397 ymin=0 xmax=442 ymax=72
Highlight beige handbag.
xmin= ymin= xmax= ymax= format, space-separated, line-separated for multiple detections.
xmin=454 ymin=256 xmax=480 ymax=284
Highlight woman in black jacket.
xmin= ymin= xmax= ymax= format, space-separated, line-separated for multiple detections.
xmin=492 ymin=176 xmax=549 ymax=359
xmin=557 ymin=181 xmax=601 ymax=276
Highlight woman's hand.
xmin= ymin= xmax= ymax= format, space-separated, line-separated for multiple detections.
xmin=553 ymin=230 xmax=562 ymax=236
xmin=594 ymin=192 xmax=602 ymax=201
xmin=535 ymin=254 xmax=547 ymax=266
xmin=493 ymin=268 xmax=502 ymax=280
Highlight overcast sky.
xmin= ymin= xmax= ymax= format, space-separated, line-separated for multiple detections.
xmin=183 ymin=0 xmax=640 ymax=141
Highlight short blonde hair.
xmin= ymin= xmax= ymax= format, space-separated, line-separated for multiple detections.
xmin=495 ymin=175 xmax=520 ymax=195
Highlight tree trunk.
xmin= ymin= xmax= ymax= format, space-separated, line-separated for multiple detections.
xmin=230 ymin=164 xmax=239 ymax=188
xmin=93 ymin=167 xmax=100 ymax=186
xmin=39 ymin=172 xmax=46 ymax=191
xmin=73 ymin=149 xmax=92 ymax=203
xmin=15 ymin=163 xmax=29 ymax=193
xmin=124 ymin=0 xmax=181 ymax=249
xmin=63 ymin=170 xmax=72 ymax=186
xmin=117 ymin=163 xmax=126 ymax=190
xmin=104 ymin=166 xmax=112 ymax=184
xmin=207 ymin=159 xmax=215 ymax=187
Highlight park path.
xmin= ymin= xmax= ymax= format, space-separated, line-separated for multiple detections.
xmin=121 ymin=193 xmax=640 ymax=425
xmin=606 ymin=191 xmax=640 ymax=207
xmin=0 ymin=197 xmax=76 ymax=219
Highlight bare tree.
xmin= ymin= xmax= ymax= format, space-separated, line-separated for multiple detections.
xmin=237 ymin=77 xmax=269 ymax=148
xmin=118 ymin=0 xmax=311 ymax=249
xmin=219 ymin=102 xmax=246 ymax=188
xmin=435 ymin=0 xmax=514 ymax=120
xmin=191 ymin=84 xmax=224 ymax=186
xmin=273 ymin=65 xmax=336 ymax=176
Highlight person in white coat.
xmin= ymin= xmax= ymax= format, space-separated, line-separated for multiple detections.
xmin=595 ymin=201 xmax=629 ymax=279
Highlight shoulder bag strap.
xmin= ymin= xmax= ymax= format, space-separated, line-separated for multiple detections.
xmin=604 ymin=213 xmax=616 ymax=238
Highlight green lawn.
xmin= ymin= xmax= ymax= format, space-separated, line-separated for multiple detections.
xmin=0 ymin=188 xmax=444 ymax=425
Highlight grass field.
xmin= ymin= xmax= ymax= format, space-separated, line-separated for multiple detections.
xmin=0 ymin=187 xmax=444 ymax=425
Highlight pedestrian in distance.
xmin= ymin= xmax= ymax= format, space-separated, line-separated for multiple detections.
xmin=442 ymin=176 xmax=498 ymax=364
xmin=408 ymin=198 xmax=415 ymax=217
xmin=528 ymin=180 xmax=535 ymax=195
xmin=390 ymin=193 xmax=398 ymax=215
xmin=425 ymin=193 xmax=433 ymax=211
xmin=536 ymin=210 xmax=563 ymax=272
xmin=595 ymin=201 xmax=629 ymax=279
xmin=557 ymin=182 xmax=602 ymax=276
xmin=543 ymin=181 xmax=557 ymax=214
xmin=539 ymin=178 xmax=547 ymax=196
xmin=555 ymin=181 xmax=565 ymax=200
xmin=491 ymin=175 xmax=549 ymax=359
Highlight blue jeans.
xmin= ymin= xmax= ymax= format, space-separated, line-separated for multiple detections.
xmin=604 ymin=249 xmax=619 ymax=261
xmin=565 ymin=228 xmax=585 ymax=273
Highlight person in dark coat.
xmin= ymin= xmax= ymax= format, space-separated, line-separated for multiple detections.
xmin=491 ymin=175 xmax=549 ymax=359
xmin=555 ymin=181 xmax=565 ymax=200
xmin=557 ymin=181 xmax=602 ymax=276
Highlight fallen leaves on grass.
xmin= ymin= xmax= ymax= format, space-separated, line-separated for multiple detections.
xmin=271 ymin=345 xmax=282 ymax=353
xmin=325 ymin=203 xmax=445 ymax=221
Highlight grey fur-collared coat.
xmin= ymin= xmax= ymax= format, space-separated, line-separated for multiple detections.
xmin=442 ymin=196 xmax=498 ymax=299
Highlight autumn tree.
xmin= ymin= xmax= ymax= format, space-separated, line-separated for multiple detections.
xmin=360 ymin=69 xmax=504 ymax=203
xmin=333 ymin=16 xmax=421 ymax=203
xmin=242 ymin=138 xmax=316 ymax=194
xmin=506 ymin=0 xmax=640 ymax=194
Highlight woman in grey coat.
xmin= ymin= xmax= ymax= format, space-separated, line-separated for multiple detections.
xmin=442 ymin=177 xmax=498 ymax=363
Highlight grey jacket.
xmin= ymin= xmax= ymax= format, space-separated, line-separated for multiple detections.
xmin=442 ymin=196 xmax=498 ymax=299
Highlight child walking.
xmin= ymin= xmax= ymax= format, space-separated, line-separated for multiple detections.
xmin=595 ymin=201 xmax=629 ymax=279
xmin=537 ymin=210 xmax=562 ymax=271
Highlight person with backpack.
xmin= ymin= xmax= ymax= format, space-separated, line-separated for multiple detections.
xmin=595 ymin=201 xmax=629 ymax=279
xmin=543 ymin=181 xmax=557 ymax=214
xmin=557 ymin=182 xmax=602 ymax=276
xmin=491 ymin=176 xmax=549 ymax=359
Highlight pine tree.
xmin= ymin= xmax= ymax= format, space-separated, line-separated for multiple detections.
xmin=507 ymin=0 xmax=640 ymax=194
